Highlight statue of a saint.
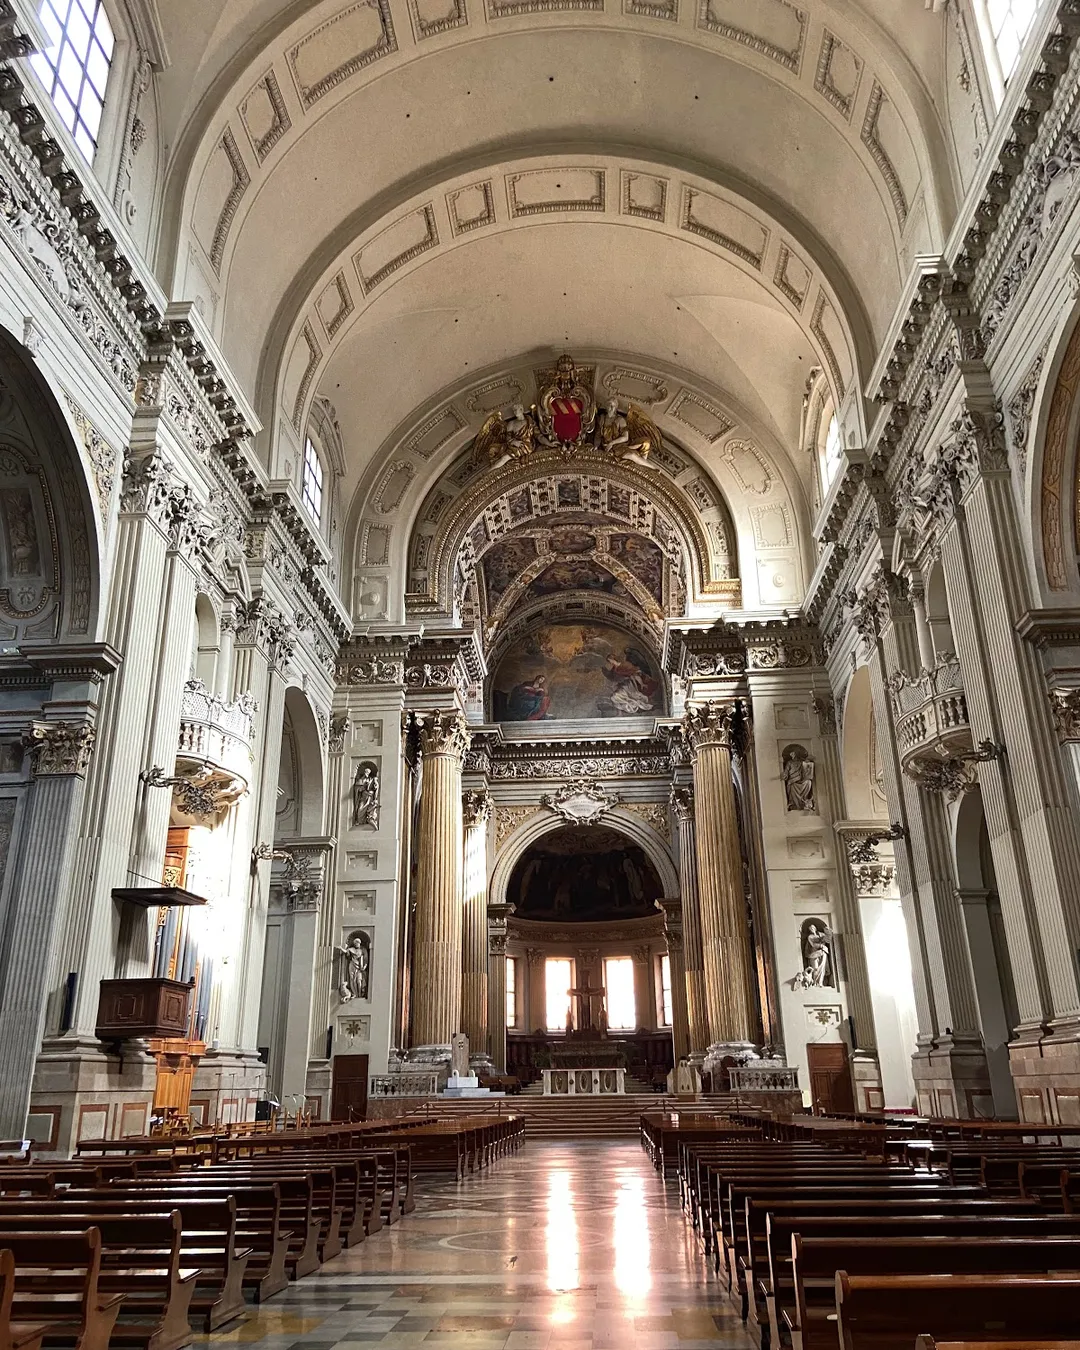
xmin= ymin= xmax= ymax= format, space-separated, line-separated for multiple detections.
xmin=782 ymin=744 xmax=816 ymax=813
xmin=793 ymin=918 xmax=834 ymax=989
xmin=337 ymin=930 xmax=371 ymax=1001
xmin=351 ymin=761 xmax=380 ymax=828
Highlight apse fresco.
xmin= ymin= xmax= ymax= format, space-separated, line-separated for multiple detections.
xmin=491 ymin=622 xmax=663 ymax=722
xmin=509 ymin=826 xmax=662 ymax=922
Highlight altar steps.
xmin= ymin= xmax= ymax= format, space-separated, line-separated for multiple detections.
xmin=406 ymin=1091 xmax=744 ymax=1138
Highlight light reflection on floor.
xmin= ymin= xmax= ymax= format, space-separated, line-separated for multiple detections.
xmin=201 ymin=1139 xmax=752 ymax=1349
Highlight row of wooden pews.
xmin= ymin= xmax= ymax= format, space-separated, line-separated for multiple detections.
xmin=650 ymin=1107 xmax=1080 ymax=1350
xmin=0 ymin=1111 xmax=524 ymax=1350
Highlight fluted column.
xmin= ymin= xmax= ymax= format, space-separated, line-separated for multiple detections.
xmin=487 ymin=903 xmax=514 ymax=1073
xmin=656 ymin=899 xmax=690 ymax=1062
xmin=461 ymin=790 xmax=492 ymax=1062
xmin=309 ymin=717 xmax=349 ymax=1065
xmin=671 ymin=786 xmax=708 ymax=1057
xmin=410 ymin=712 xmax=469 ymax=1052
xmin=685 ymin=702 xmax=758 ymax=1053
xmin=0 ymin=722 xmax=95 ymax=1135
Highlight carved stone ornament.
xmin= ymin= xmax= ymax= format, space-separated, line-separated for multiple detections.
xmin=683 ymin=701 xmax=738 ymax=754
xmin=845 ymin=823 xmax=905 ymax=866
xmin=336 ymin=929 xmax=371 ymax=1002
xmin=540 ymin=777 xmax=621 ymax=826
xmin=903 ymin=739 xmax=1003 ymax=801
xmin=141 ymin=764 xmax=245 ymax=819
xmin=462 ymin=790 xmax=492 ymax=829
xmin=416 ymin=710 xmax=470 ymax=761
xmin=1050 ymin=687 xmax=1080 ymax=743
xmin=121 ymin=452 xmax=174 ymax=521
xmin=669 ymin=784 xmax=694 ymax=823
xmin=22 ymin=720 xmax=95 ymax=777
xmin=812 ymin=694 xmax=838 ymax=737
xmin=328 ymin=715 xmax=350 ymax=754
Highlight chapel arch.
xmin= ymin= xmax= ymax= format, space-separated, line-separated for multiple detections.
xmin=277 ymin=687 xmax=326 ymax=841
xmin=490 ymin=808 xmax=678 ymax=910
xmin=0 ymin=324 xmax=102 ymax=642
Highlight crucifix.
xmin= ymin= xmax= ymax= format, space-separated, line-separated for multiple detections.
xmin=568 ymin=984 xmax=607 ymax=1035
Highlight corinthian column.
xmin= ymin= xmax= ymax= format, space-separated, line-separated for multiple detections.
xmin=409 ymin=712 xmax=469 ymax=1055
xmin=670 ymin=786 xmax=708 ymax=1058
xmin=0 ymin=721 xmax=95 ymax=1135
xmin=461 ymin=790 xmax=492 ymax=1066
xmin=685 ymin=702 xmax=758 ymax=1057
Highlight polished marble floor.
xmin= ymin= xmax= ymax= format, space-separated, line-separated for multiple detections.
xmin=203 ymin=1140 xmax=753 ymax=1350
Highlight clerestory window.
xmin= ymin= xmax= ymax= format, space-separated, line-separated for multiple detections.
xmin=976 ymin=0 xmax=1042 ymax=96
xmin=301 ymin=437 xmax=324 ymax=527
xmin=31 ymin=0 xmax=115 ymax=162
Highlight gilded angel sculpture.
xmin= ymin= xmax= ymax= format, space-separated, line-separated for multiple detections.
xmin=473 ymin=404 xmax=536 ymax=467
xmin=596 ymin=400 xmax=661 ymax=462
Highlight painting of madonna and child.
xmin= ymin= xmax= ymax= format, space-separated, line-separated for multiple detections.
xmin=491 ymin=622 xmax=663 ymax=722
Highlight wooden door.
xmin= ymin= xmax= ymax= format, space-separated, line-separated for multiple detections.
xmin=807 ymin=1042 xmax=855 ymax=1115
xmin=330 ymin=1054 xmax=369 ymax=1121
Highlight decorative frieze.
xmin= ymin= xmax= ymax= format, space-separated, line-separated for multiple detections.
xmin=495 ymin=805 xmax=539 ymax=848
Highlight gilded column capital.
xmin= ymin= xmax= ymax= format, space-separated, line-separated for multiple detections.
xmin=670 ymin=784 xmax=695 ymax=822
xmin=683 ymin=701 xmax=738 ymax=753
xmin=23 ymin=720 xmax=95 ymax=777
xmin=417 ymin=710 xmax=470 ymax=761
xmin=462 ymin=789 xmax=492 ymax=828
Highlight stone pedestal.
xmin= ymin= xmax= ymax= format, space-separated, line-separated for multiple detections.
xmin=1008 ymin=1021 xmax=1080 ymax=1125
xmin=912 ymin=1034 xmax=996 ymax=1119
xmin=29 ymin=1035 xmax=157 ymax=1158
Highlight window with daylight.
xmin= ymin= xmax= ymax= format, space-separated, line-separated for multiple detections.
xmin=505 ymin=957 xmax=517 ymax=1030
xmin=978 ymin=0 xmax=1041 ymax=91
xmin=31 ymin=0 xmax=115 ymax=162
xmin=822 ymin=413 xmax=843 ymax=490
xmin=659 ymin=954 xmax=673 ymax=1028
xmin=604 ymin=956 xmax=637 ymax=1032
xmin=301 ymin=438 xmax=324 ymax=526
xmin=545 ymin=957 xmax=573 ymax=1032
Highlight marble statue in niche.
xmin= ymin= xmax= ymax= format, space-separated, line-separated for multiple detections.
xmin=782 ymin=744 xmax=816 ymax=813
xmin=337 ymin=929 xmax=371 ymax=1001
xmin=351 ymin=760 xmax=380 ymax=828
xmin=793 ymin=917 xmax=835 ymax=989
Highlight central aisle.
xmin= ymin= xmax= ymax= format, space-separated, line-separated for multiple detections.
xmin=206 ymin=1140 xmax=753 ymax=1349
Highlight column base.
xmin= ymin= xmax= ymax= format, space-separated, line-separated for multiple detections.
xmin=850 ymin=1048 xmax=885 ymax=1113
xmin=30 ymin=1035 xmax=158 ymax=1159
xmin=305 ymin=1059 xmax=332 ymax=1122
xmin=406 ymin=1044 xmax=452 ymax=1088
xmin=469 ymin=1053 xmax=494 ymax=1077
xmin=1008 ymin=1017 xmax=1080 ymax=1125
xmin=911 ymin=1034 xmax=995 ymax=1119
xmin=191 ymin=1048 xmax=267 ymax=1126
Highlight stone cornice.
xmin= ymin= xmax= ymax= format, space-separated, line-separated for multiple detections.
xmin=1017 ymin=607 xmax=1080 ymax=647
xmin=508 ymin=913 xmax=664 ymax=944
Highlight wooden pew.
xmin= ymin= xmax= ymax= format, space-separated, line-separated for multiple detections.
xmin=0 ymin=1248 xmax=48 ymax=1350
xmin=787 ymin=1235 xmax=1080 ymax=1350
xmin=3 ymin=1229 xmax=123 ymax=1350
xmin=98 ymin=1177 xmax=312 ymax=1286
xmin=2 ymin=1196 xmax=251 ymax=1332
xmin=917 ymin=1341 xmax=1080 ymax=1350
xmin=835 ymin=1272 xmax=1080 ymax=1349
xmin=0 ymin=1212 xmax=197 ymax=1350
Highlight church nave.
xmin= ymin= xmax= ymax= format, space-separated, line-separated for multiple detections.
xmin=205 ymin=1141 xmax=746 ymax=1350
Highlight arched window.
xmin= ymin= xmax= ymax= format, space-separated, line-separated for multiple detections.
xmin=301 ymin=436 xmax=324 ymax=527
xmin=975 ymin=0 xmax=1041 ymax=94
xmin=30 ymin=0 xmax=115 ymax=161
xmin=822 ymin=412 xmax=843 ymax=490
